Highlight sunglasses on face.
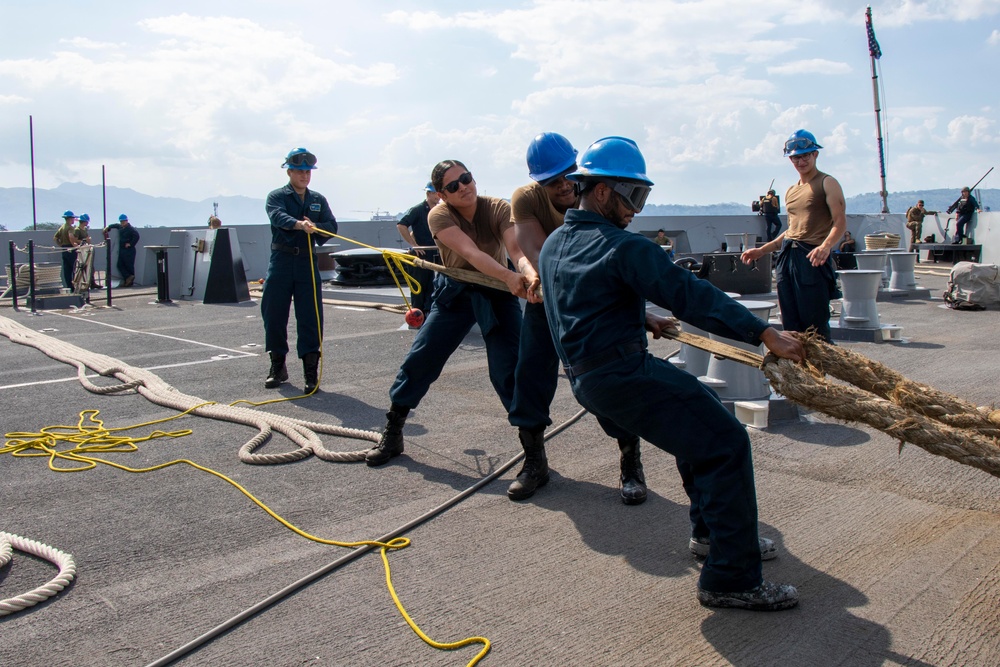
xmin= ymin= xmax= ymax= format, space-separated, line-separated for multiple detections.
xmin=610 ymin=181 xmax=651 ymax=213
xmin=442 ymin=172 xmax=474 ymax=194
xmin=789 ymin=153 xmax=814 ymax=163
xmin=286 ymin=152 xmax=317 ymax=168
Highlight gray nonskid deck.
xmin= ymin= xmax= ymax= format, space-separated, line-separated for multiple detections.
xmin=2 ymin=270 xmax=1000 ymax=667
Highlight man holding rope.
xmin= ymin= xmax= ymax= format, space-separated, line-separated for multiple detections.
xmin=539 ymin=136 xmax=805 ymax=610
xmin=506 ymin=132 xmax=648 ymax=505
xmin=262 ymin=147 xmax=338 ymax=393
xmin=366 ymin=160 xmax=533 ymax=466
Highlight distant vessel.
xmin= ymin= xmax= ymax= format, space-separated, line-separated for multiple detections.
xmin=352 ymin=209 xmax=398 ymax=222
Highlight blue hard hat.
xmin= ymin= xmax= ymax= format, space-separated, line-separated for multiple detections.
xmin=783 ymin=129 xmax=823 ymax=157
xmin=567 ymin=136 xmax=653 ymax=186
xmin=79 ymin=213 xmax=90 ymax=223
xmin=62 ymin=210 xmax=77 ymax=219
xmin=282 ymin=147 xmax=318 ymax=170
xmin=118 ymin=214 xmax=129 ymax=222
xmin=425 ymin=181 xmax=436 ymax=192
xmin=527 ymin=132 xmax=578 ymax=184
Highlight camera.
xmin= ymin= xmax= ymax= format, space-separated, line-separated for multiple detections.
xmin=751 ymin=195 xmax=765 ymax=213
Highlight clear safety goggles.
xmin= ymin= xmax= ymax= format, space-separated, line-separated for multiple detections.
xmin=783 ymin=137 xmax=819 ymax=155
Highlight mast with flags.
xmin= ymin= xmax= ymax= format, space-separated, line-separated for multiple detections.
xmin=866 ymin=6 xmax=889 ymax=214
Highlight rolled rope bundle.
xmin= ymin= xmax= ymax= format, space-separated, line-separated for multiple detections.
xmin=0 ymin=315 xmax=376 ymax=464
xmin=666 ymin=329 xmax=1000 ymax=479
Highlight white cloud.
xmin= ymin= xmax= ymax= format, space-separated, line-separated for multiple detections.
xmin=879 ymin=0 xmax=1000 ymax=27
xmin=0 ymin=15 xmax=398 ymax=156
xmin=989 ymin=29 xmax=1000 ymax=45
xmin=767 ymin=59 xmax=852 ymax=75
xmin=945 ymin=115 xmax=998 ymax=145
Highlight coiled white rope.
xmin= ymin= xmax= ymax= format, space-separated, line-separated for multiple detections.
xmin=0 ymin=532 xmax=77 ymax=616
xmin=0 ymin=315 xmax=376 ymax=463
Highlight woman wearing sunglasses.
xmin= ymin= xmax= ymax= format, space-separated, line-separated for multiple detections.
xmin=741 ymin=129 xmax=846 ymax=343
xmin=366 ymin=159 xmax=535 ymax=466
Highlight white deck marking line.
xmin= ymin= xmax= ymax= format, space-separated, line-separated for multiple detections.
xmin=51 ymin=311 xmax=258 ymax=357
xmin=0 ymin=356 xmax=250 ymax=391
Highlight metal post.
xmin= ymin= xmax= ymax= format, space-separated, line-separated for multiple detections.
xmin=103 ymin=165 xmax=112 ymax=307
xmin=866 ymin=7 xmax=889 ymax=214
xmin=155 ymin=248 xmax=172 ymax=304
xmin=30 ymin=116 xmax=38 ymax=231
xmin=27 ymin=240 xmax=37 ymax=314
xmin=8 ymin=240 xmax=19 ymax=312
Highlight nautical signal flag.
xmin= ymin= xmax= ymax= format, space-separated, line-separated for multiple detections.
xmin=866 ymin=9 xmax=882 ymax=59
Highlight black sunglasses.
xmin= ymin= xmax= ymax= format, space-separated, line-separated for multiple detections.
xmin=286 ymin=152 xmax=317 ymax=167
xmin=442 ymin=172 xmax=474 ymax=194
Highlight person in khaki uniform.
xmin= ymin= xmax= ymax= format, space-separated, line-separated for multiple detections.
xmin=53 ymin=211 xmax=80 ymax=289
xmin=905 ymin=200 xmax=936 ymax=253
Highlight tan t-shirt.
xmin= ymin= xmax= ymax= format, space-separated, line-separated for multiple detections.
xmin=428 ymin=196 xmax=512 ymax=271
xmin=53 ymin=223 xmax=76 ymax=247
xmin=511 ymin=182 xmax=565 ymax=237
xmin=785 ymin=171 xmax=834 ymax=246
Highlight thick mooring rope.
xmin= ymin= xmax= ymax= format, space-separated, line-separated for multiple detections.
xmin=669 ymin=329 xmax=1000 ymax=479
xmin=0 ymin=532 xmax=77 ymax=616
xmin=0 ymin=315 xmax=376 ymax=463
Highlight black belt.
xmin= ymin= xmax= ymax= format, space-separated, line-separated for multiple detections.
xmin=271 ymin=242 xmax=309 ymax=256
xmin=564 ymin=341 xmax=645 ymax=380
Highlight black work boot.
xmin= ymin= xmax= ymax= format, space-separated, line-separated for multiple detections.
xmin=264 ymin=352 xmax=288 ymax=389
xmin=303 ymin=352 xmax=321 ymax=393
xmin=366 ymin=404 xmax=408 ymax=466
xmin=507 ymin=428 xmax=550 ymax=501
xmin=618 ymin=436 xmax=647 ymax=505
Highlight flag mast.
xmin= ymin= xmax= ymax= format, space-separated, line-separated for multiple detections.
xmin=866 ymin=6 xmax=889 ymax=214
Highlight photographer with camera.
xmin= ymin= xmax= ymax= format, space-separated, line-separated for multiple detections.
xmin=760 ymin=189 xmax=781 ymax=242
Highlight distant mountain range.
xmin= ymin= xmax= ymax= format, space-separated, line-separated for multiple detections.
xmin=1 ymin=182 xmax=995 ymax=231
xmin=642 ymin=188 xmax=997 ymax=218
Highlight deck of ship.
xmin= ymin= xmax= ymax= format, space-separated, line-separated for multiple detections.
xmin=2 ymin=269 xmax=1000 ymax=667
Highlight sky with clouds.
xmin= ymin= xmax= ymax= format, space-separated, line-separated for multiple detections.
xmin=1 ymin=0 xmax=998 ymax=219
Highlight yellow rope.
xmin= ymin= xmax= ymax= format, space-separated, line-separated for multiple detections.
xmin=3 ymin=409 xmax=491 ymax=665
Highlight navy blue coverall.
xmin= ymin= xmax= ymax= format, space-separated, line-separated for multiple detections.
xmin=774 ymin=239 xmax=839 ymax=343
xmin=262 ymin=184 xmax=338 ymax=359
xmin=387 ymin=277 xmax=522 ymax=411
xmin=106 ymin=223 xmax=141 ymax=282
xmin=507 ymin=300 xmax=560 ymax=430
xmin=539 ymin=208 xmax=772 ymax=594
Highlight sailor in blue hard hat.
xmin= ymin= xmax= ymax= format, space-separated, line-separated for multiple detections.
xmin=742 ymin=129 xmax=846 ymax=343
xmin=396 ymin=181 xmax=442 ymax=315
xmin=507 ymin=132 xmax=649 ymax=506
xmin=75 ymin=213 xmax=92 ymax=244
xmin=538 ymin=135 xmax=805 ymax=611
xmin=105 ymin=213 xmax=141 ymax=286
xmin=261 ymin=147 xmax=338 ymax=393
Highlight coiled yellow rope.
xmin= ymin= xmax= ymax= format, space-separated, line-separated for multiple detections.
xmin=2 ymin=407 xmax=490 ymax=665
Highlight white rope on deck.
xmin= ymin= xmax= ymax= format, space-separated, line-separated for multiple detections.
xmin=0 ymin=314 xmax=377 ymax=464
xmin=0 ymin=532 xmax=77 ymax=616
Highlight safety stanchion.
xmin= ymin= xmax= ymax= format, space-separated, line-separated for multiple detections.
xmin=7 ymin=240 xmax=18 ymax=312
xmin=27 ymin=240 xmax=37 ymax=314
